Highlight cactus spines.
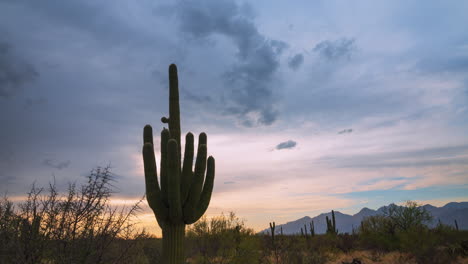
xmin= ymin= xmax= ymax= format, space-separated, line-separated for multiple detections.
xmin=143 ymin=64 xmax=215 ymax=264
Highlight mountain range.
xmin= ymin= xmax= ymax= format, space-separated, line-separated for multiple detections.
xmin=260 ymin=202 xmax=468 ymax=235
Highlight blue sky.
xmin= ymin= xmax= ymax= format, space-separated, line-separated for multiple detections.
xmin=1 ymin=0 xmax=467 ymax=234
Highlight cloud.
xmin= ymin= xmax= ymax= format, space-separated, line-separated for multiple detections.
xmin=224 ymin=181 xmax=235 ymax=184
xmin=183 ymin=88 xmax=213 ymax=104
xmin=320 ymin=145 xmax=468 ymax=169
xmin=288 ymin=53 xmax=304 ymax=70
xmin=275 ymin=140 xmax=297 ymax=150
xmin=0 ymin=42 xmax=39 ymax=98
xmin=313 ymin=38 xmax=355 ymax=61
xmin=172 ymin=0 xmax=287 ymax=126
xmin=338 ymin=129 xmax=353 ymax=134
xmin=42 ymin=159 xmax=71 ymax=170
xmin=418 ymin=55 xmax=468 ymax=75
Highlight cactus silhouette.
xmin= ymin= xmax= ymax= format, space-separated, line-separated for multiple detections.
xmin=310 ymin=220 xmax=315 ymax=236
xmin=326 ymin=210 xmax=338 ymax=235
xmin=269 ymin=222 xmax=276 ymax=245
xmin=143 ymin=64 xmax=215 ymax=264
xmin=454 ymin=219 xmax=459 ymax=231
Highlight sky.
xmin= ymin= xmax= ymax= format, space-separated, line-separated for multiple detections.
xmin=1 ymin=0 xmax=468 ymax=235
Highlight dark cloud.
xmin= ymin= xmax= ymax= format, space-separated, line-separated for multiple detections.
xmin=8 ymin=0 xmax=145 ymax=46
xmin=172 ymin=0 xmax=287 ymax=126
xmin=338 ymin=129 xmax=353 ymax=134
xmin=275 ymin=140 xmax=297 ymax=150
xmin=0 ymin=42 xmax=39 ymax=98
xmin=183 ymin=88 xmax=212 ymax=104
xmin=43 ymin=159 xmax=71 ymax=170
xmin=313 ymin=38 xmax=355 ymax=61
xmin=288 ymin=53 xmax=304 ymax=70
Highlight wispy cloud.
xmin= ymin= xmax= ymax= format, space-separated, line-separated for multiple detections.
xmin=313 ymin=38 xmax=355 ymax=61
xmin=42 ymin=159 xmax=71 ymax=170
xmin=338 ymin=129 xmax=353 ymax=134
xmin=275 ymin=140 xmax=297 ymax=150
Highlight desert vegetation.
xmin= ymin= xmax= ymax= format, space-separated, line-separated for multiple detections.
xmin=0 ymin=166 xmax=149 ymax=263
xmin=1 ymin=173 xmax=467 ymax=264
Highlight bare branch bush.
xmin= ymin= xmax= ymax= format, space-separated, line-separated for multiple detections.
xmin=0 ymin=166 xmax=149 ymax=264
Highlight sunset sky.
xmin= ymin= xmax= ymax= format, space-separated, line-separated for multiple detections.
xmin=1 ymin=0 xmax=468 ymax=235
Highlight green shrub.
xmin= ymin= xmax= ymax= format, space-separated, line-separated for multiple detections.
xmin=186 ymin=212 xmax=260 ymax=264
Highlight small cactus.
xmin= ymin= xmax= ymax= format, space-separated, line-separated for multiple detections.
xmin=310 ymin=221 xmax=315 ymax=236
xmin=455 ymin=219 xmax=459 ymax=231
xmin=269 ymin=222 xmax=276 ymax=245
xmin=326 ymin=210 xmax=338 ymax=235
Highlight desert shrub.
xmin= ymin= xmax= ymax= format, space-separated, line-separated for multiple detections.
xmin=186 ymin=212 xmax=260 ymax=264
xmin=381 ymin=201 xmax=432 ymax=232
xmin=0 ymin=166 xmax=147 ymax=264
xmin=357 ymin=201 xmax=467 ymax=263
xmin=398 ymin=226 xmax=460 ymax=264
xmin=359 ymin=215 xmax=399 ymax=251
xmin=336 ymin=233 xmax=359 ymax=253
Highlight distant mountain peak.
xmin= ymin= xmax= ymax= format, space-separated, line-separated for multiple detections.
xmin=443 ymin=202 xmax=468 ymax=209
xmin=259 ymin=201 xmax=468 ymax=235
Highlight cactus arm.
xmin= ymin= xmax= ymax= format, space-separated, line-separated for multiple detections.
xmin=183 ymin=133 xmax=208 ymax=223
xmin=181 ymin=132 xmax=194 ymax=203
xmin=167 ymin=139 xmax=183 ymax=222
xmin=144 ymin=125 xmax=154 ymax=145
xmin=142 ymin=139 xmax=168 ymax=224
xmin=160 ymin=128 xmax=171 ymax=207
xmin=191 ymin=156 xmax=215 ymax=223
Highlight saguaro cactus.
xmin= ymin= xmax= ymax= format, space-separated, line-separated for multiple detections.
xmin=310 ymin=221 xmax=315 ymax=236
xmin=326 ymin=210 xmax=337 ymax=235
xmin=143 ymin=64 xmax=215 ymax=264
xmin=269 ymin=222 xmax=276 ymax=245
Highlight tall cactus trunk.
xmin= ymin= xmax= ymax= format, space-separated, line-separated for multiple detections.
xmin=162 ymin=223 xmax=186 ymax=264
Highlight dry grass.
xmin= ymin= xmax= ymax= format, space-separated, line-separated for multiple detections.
xmin=327 ymin=250 xmax=468 ymax=264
